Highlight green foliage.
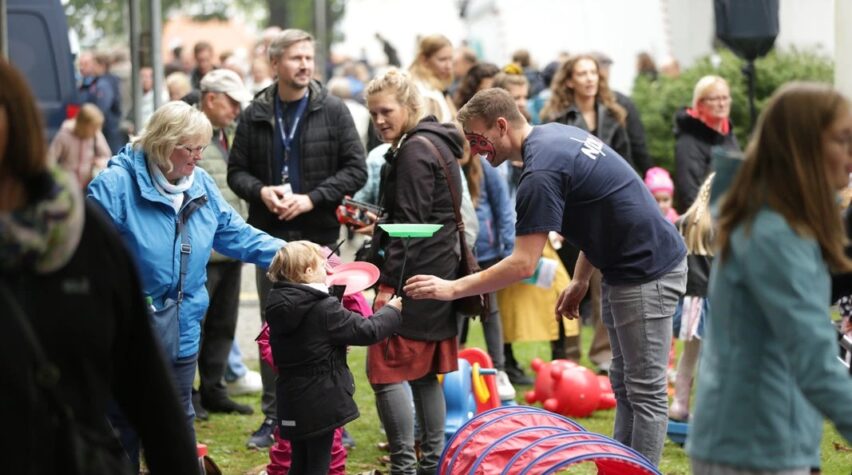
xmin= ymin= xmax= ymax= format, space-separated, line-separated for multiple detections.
xmin=632 ymin=48 xmax=834 ymax=172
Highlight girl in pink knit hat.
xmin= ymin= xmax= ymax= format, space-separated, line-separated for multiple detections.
xmin=644 ymin=166 xmax=680 ymax=223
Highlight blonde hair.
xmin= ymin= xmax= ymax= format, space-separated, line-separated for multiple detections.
xmin=678 ymin=173 xmax=715 ymax=256
xmin=267 ymin=241 xmax=326 ymax=283
xmin=692 ymin=75 xmax=729 ymax=110
xmin=716 ymin=82 xmax=852 ymax=272
xmin=133 ymin=101 xmax=212 ymax=173
xmin=73 ymin=103 xmax=104 ymax=137
xmin=268 ymin=29 xmax=314 ymax=63
xmin=540 ymin=54 xmax=626 ymax=125
xmin=365 ymin=68 xmax=426 ymax=138
xmin=493 ymin=71 xmax=529 ymax=90
xmin=409 ymin=34 xmax=453 ymax=90
xmin=166 ymin=72 xmax=192 ymax=100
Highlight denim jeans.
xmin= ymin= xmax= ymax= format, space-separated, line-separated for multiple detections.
xmin=601 ymin=258 xmax=686 ymax=466
xmin=372 ymin=374 xmax=446 ymax=475
xmin=225 ymin=340 xmax=248 ymax=381
xmin=457 ymin=259 xmax=506 ymax=369
xmin=456 ymin=291 xmax=505 ymax=370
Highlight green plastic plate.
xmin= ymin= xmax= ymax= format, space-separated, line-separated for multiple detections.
xmin=378 ymin=223 xmax=443 ymax=238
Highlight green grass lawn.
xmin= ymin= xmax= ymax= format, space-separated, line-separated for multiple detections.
xmin=195 ymin=322 xmax=852 ymax=474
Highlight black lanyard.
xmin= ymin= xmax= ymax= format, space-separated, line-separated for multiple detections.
xmin=275 ymin=92 xmax=309 ymax=182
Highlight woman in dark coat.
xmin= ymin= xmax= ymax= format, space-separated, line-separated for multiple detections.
xmin=359 ymin=68 xmax=463 ymax=475
xmin=540 ymin=54 xmax=633 ymax=169
xmin=674 ymin=74 xmax=740 ymax=213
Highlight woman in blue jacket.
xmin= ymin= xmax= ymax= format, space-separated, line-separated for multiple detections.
xmin=687 ymin=82 xmax=852 ymax=473
xmin=88 ymin=101 xmax=285 ymax=464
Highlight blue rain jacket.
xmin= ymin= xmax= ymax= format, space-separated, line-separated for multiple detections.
xmin=88 ymin=145 xmax=285 ymax=357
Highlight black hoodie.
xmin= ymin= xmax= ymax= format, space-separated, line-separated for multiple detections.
xmin=266 ymin=282 xmax=401 ymax=440
xmin=373 ymin=116 xmax=464 ymax=341
xmin=673 ymin=107 xmax=740 ymax=213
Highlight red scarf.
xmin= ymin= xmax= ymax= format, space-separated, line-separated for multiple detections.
xmin=686 ymin=107 xmax=730 ymax=136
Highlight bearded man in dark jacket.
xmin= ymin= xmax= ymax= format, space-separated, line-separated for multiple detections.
xmin=227 ymin=28 xmax=366 ymax=449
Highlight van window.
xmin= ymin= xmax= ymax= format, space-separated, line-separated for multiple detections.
xmin=9 ymin=12 xmax=61 ymax=102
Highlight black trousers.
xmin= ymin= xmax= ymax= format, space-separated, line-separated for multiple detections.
xmin=289 ymin=430 xmax=335 ymax=475
xmin=198 ymin=260 xmax=242 ymax=402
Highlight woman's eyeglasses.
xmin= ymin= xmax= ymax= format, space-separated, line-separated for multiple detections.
xmin=176 ymin=144 xmax=208 ymax=156
xmin=701 ymin=95 xmax=731 ymax=104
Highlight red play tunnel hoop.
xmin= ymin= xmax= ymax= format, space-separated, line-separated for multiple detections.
xmin=440 ymin=406 xmax=585 ymax=475
xmin=439 ymin=406 xmax=660 ymax=475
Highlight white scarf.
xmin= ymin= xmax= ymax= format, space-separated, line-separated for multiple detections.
xmin=305 ymin=282 xmax=329 ymax=293
xmin=147 ymin=157 xmax=194 ymax=211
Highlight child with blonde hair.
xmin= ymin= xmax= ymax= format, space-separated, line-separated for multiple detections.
xmin=669 ymin=173 xmax=714 ymax=421
xmin=265 ymin=241 xmax=402 ymax=475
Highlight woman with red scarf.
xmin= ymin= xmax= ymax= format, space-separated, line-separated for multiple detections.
xmin=674 ymin=75 xmax=741 ymax=213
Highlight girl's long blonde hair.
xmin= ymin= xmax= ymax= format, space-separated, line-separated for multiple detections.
xmin=267 ymin=241 xmax=325 ymax=284
xmin=716 ymin=82 xmax=852 ymax=272
xmin=678 ymin=173 xmax=715 ymax=256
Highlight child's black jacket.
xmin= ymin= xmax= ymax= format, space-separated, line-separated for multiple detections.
xmin=266 ymin=282 xmax=401 ymax=440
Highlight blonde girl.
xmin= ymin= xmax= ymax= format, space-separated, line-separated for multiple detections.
xmin=669 ymin=173 xmax=714 ymax=421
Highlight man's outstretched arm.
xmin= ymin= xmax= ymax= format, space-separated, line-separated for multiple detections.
xmin=404 ymin=232 xmax=548 ymax=300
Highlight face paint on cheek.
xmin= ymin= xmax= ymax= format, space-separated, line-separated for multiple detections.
xmin=466 ymin=132 xmax=496 ymax=161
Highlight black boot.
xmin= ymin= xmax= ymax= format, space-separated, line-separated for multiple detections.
xmin=503 ymin=343 xmax=533 ymax=385
xmin=191 ymin=389 xmax=209 ymax=421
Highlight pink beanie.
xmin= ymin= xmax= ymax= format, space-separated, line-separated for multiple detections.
xmin=644 ymin=167 xmax=674 ymax=195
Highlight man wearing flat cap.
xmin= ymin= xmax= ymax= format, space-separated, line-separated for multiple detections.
xmin=193 ymin=68 xmax=259 ymax=418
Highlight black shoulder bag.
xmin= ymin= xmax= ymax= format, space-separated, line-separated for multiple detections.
xmin=410 ymin=135 xmax=490 ymax=320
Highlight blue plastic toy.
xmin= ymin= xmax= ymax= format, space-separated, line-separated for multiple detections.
xmin=667 ymin=420 xmax=688 ymax=446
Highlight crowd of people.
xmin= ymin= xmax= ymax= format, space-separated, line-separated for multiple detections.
xmin=3 ymin=20 xmax=852 ymax=475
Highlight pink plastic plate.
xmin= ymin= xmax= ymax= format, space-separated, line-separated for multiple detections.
xmin=326 ymin=262 xmax=381 ymax=296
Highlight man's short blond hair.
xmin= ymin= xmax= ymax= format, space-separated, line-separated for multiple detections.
xmin=268 ymin=29 xmax=314 ymax=63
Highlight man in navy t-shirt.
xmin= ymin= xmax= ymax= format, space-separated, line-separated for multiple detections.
xmin=405 ymin=88 xmax=686 ymax=467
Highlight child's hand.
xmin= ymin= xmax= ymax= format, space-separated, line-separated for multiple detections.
xmin=386 ymin=296 xmax=403 ymax=311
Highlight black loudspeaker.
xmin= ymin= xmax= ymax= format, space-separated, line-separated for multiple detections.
xmin=714 ymin=0 xmax=779 ymax=61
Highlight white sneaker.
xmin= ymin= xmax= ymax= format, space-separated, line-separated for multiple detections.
xmin=227 ymin=370 xmax=263 ymax=396
xmin=496 ymin=370 xmax=517 ymax=401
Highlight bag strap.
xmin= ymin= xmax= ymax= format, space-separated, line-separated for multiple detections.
xmin=174 ymin=195 xmax=206 ymax=302
xmin=176 ymin=210 xmax=191 ymax=303
xmin=409 ymin=135 xmax=471 ymax=253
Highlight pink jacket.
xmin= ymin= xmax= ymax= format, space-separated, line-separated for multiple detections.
xmin=48 ymin=119 xmax=111 ymax=189
xmin=257 ymin=291 xmax=373 ymax=475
